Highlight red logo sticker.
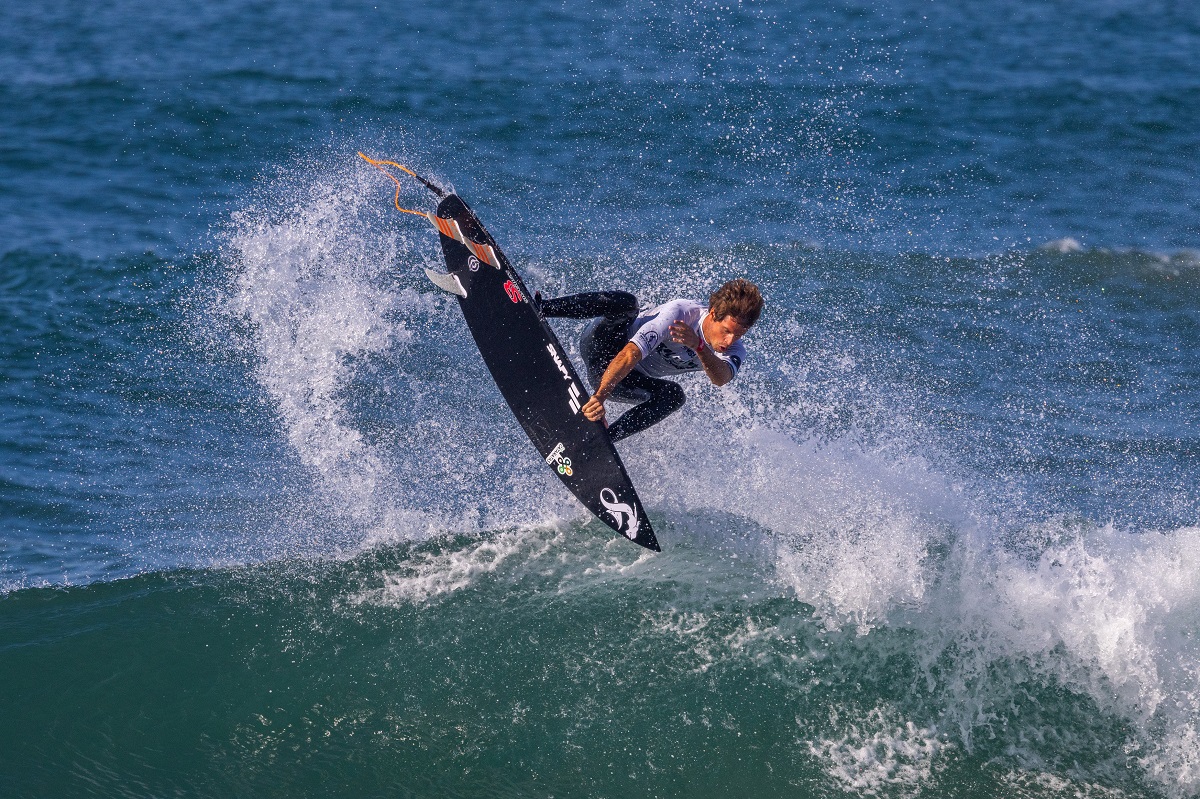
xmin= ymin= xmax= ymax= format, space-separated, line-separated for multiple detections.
xmin=503 ymin=280 xmax=523 ymax=304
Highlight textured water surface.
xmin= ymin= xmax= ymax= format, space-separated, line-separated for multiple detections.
xmin=2 ymin=1 xmax=1199 ymax=797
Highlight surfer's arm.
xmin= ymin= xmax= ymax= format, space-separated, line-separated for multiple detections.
xmin=696 ymin=344 xmax=735 ymax=386
xmin=582 ymin=342 xmax=642 ymax=422
xmin=669 ymin=320 xmax=734 ymax=387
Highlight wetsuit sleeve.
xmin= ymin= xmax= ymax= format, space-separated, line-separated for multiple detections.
xmin=717 ymin=348 xmax=742 ymax=379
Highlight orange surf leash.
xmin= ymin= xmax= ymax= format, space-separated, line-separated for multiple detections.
xmin=358 ymin=152 xmax=501 ymax=268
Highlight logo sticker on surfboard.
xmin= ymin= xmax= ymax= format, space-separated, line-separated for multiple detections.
xmin=503 ymin=279 xmax=524 ymax=303
xmin=546 ymin=343 xmax=584 ymax=414
xmin=600 ymin=488 xmax=639 ymax=539
xmin=546 ymin=442 xmax=574 ymax=476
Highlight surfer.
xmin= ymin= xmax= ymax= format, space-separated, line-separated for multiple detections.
xmin=538 ymin=279 xmax=762 ymax=441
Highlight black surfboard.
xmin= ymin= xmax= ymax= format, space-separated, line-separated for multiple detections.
xmin=427 ymin=193 xmax=659 ymax=551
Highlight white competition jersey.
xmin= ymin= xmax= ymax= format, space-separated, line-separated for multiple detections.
xmin=628 ymin=299 xmax=746 ymax=379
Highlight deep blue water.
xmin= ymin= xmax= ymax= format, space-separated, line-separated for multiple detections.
xmin=3 ymin=1 xmax=1199 ymax=797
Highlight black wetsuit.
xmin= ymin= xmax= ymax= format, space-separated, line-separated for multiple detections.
xmin=539 ymin=292 xmax=685 ymax=442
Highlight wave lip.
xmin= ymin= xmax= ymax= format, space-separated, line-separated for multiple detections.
xmin=1040 ymin=237 xmax=1084 ymax=253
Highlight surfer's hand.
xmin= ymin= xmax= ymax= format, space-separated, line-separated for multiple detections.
xmin=583 ymin=395 xmax=606 ymax=422
xmin=669 ymin=320 xmax=700 ymax=350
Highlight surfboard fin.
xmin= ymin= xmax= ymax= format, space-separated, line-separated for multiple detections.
xmin=424 ymin=268 xmax=467 ymax=298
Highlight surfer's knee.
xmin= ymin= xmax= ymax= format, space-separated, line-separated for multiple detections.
xmin=658 ymin=381 xmax=686 ymax=413
xmin=608 ymin=291 xmax=639 ymax=316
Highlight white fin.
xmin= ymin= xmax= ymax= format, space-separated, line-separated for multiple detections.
xmin=424 ymin=268 xmax=467 ymax=298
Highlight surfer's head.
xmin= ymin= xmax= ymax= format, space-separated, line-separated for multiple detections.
xmin=709 ymin=278 xmax=763 ymax=327
xmin=706 ymin=278 xmax=762 ymax=353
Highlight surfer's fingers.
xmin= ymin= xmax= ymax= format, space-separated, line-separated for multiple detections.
xmin=582 ymin=396 xmax=606 ymax=421
xmin=669 ymin=320 xmax=694 ymax=344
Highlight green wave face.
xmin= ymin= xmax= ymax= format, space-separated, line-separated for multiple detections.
xmin=4 ymin=521 xmax=1193 ymax=799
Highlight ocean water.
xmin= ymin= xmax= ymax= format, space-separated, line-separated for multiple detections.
xmin=2 ymin=0 xmax=1199 ymax=796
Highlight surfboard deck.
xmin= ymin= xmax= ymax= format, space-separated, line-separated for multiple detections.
xmin=430 ymin=193 xmax=659 ymax=551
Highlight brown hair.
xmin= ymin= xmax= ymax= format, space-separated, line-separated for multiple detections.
xmin=709 ymin=278 xmax=763 ymax=327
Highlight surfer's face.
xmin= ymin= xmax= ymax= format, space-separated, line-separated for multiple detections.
xmin=706 ymin=314 xmax=751 ymax=353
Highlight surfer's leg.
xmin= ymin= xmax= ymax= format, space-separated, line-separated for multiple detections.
xmin=538 ymin=291 xmax=638 ymax=321
xmin=607 ymin=373 xmax=686 ymax=442
xmin=550 ymin=292 xmax=641 ymax=393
